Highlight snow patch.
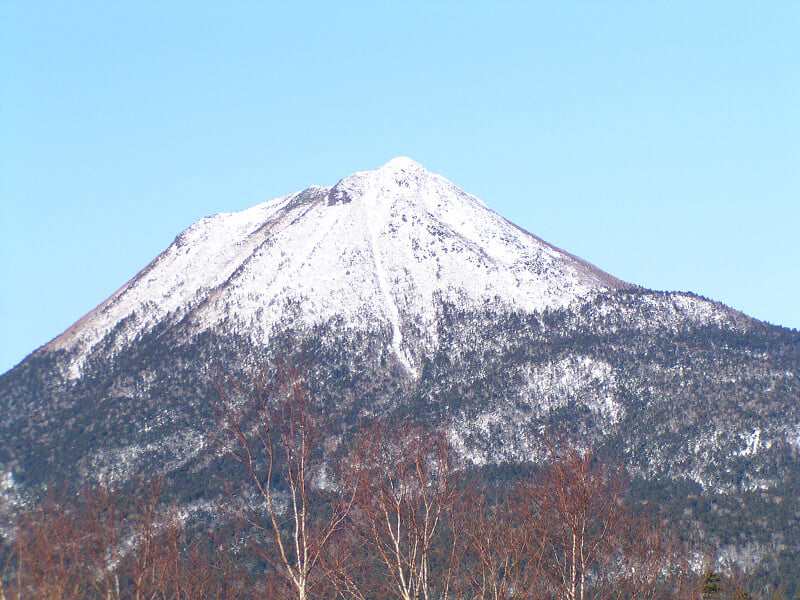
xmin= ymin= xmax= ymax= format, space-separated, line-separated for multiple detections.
xmin=786 ymin=424 xmax=800 ymax=451
xmin=738 ymin=428 xmax=762 ymax=456
xmin=521 ymin=356 xmax=623 ymax=424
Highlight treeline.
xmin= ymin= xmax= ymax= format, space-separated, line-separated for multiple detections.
xmin=0 ymin=368 xmax=791 ymax=600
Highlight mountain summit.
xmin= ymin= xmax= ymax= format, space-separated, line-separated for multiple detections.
xmin=1 ymin=159 xmax=799 ymax=581
xmin=48 ymin=158 xmax=626 ymax=378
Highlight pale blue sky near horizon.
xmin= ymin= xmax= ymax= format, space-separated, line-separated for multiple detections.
xmin=1 ymin=1 xmax=799 ymax=374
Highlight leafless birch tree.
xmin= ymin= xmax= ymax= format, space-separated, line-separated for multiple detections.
xmin=516 ymin=447 xmax=629 ymax=600
xmin=452 ymin=484 xmax=538 ymax=600
xmin=347 ymin=422 xmax=462 ymax=600
xmin=213 ymin=364 xmax=354 ymax=600
xmin=516 ymin=446 xmax=689 ymax=600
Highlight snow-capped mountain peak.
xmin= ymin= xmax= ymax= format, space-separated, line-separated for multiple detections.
xmin=46 ymin=159 xmax=627 ymax=377
xmin=5 ymin=159 xmax=800 ymax=581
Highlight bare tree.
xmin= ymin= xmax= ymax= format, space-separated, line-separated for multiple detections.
xmin=168 ymin=528 xmax=246 ymax=600
xmin=12 ymin=488 xmax=88 ymax=600
xmin=122 ymin=477 xmax=171 ymax=600
xmin=346 ymin=422 xmax=462 ymax=600
xmin=516 ymin=445 xmax=690 ymax=600
xmin=0 ymin=524 xmax=14 ymax=600
xmin=516 ymin=446 xmax=629 ymax=600
xmin=144 ymin=508 xmax=242 ymax=600
xmin=615 ymin=510 xmax=692 ymax=600
xmin=452 ymin=484 xmax=538 ymax=600
xmin=7 ymin=476 xmax=248 ymax=600
xmin=213 ymin=364 xmax=354 ymax=600
xmin=78 ymin=483 xmax=125 ymax=600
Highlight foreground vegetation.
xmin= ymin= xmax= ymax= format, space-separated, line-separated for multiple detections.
xmin=1 ymin=367 xmax=796 ymax=600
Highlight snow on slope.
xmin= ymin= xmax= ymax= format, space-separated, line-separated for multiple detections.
xmin=46 ymin=158 xmax=628 ymax=377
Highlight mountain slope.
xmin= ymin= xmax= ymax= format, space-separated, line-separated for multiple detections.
xmin=45 ymin=158 xmax=626 ymax=379
xmin=1 ymin=158 xmax=798 ymax=583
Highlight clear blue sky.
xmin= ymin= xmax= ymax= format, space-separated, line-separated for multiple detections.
xmin=1 ymin=1 xmax=798 ymax=374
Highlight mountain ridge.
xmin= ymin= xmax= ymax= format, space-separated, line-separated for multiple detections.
xmin=1 ymin=158 xmax=798 ymax=584
xmin=41 ymin=157 xmax=629 ymax=380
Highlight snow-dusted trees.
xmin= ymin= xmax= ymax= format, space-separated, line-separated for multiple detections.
xmin=0 ymin=360 xmax=714 ymax=599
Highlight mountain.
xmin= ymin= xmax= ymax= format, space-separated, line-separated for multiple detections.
xmin=1 ymin=158 xmax=799 ymax=583
xmin=43 ymin=157 xmax=626 ymax=380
